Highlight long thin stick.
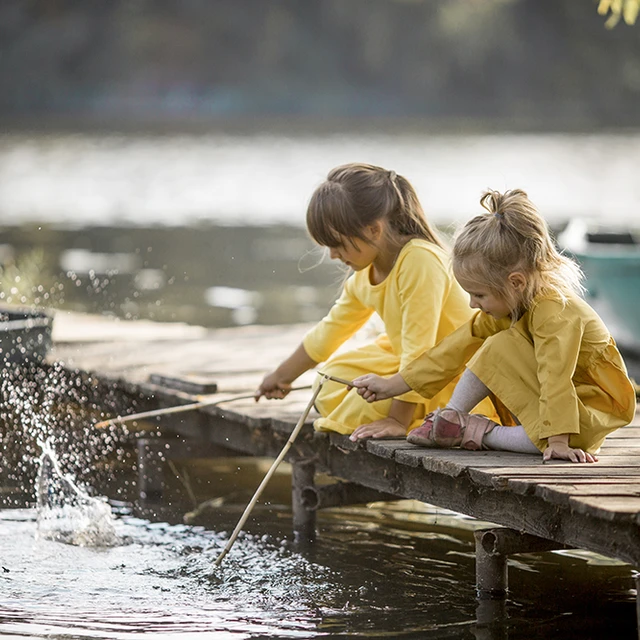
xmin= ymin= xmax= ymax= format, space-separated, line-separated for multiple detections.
xmin=318 ymin=372 xmax=354 ymax=387
xmin=94 ymin=387 xmax=311 ymax=429
xmin=213 ymin=375 xmax=327 ymax=567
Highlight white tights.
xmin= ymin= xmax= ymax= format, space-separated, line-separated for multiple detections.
xmin=446 ymin=369 xmax=540 ymax=455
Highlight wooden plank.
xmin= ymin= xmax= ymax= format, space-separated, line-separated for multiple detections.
xmin=148 ymin=373 xmax=218 ymax=395
xmin=365 ymin=439 xmax=414 ymax=459
xmin=394 ymin=448 xmax=539 ymax=477
xmin=606 ymin=427 xmax=640 ymax=438
xmin=469 ymin=467 xmax=640 ymax=490
xmin=534 ymin=482 xmax=640 ymax=505
xmin=507 ymin=476 xmax=640 ymax=496
xmin=567 ymin=496 xmax=640 ymax=521
xmin=598 ymin=447 xmax=640 ymax=455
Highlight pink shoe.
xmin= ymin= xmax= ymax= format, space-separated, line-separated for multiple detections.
xmin=406 ymin=411 xmax=439 ymax=447
xmin=407 ymin=408 xmax=498 ymax=450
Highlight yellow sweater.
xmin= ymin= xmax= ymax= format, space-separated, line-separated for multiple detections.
xmin=303 ymin=238 xmax=487 ymax=434
xmin=402 ymin=293 xmax=636 ymax=451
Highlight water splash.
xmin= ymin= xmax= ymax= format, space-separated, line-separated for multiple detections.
xmin=0 ymin=360 xmax=141 ymax=506
xmin=35 ymin=440 xmax=120 ymax=547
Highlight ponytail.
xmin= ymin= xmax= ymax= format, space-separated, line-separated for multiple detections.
xmin=307 ymin=163 xmax=443 ymax=249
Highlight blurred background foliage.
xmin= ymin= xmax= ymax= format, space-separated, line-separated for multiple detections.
xmin=1 ymin=0 xmax=639 ymax=130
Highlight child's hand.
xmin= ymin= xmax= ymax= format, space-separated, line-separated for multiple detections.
xmin=349 ymin=417 xmax=407 ymax=441
xmin=543 ymin=440 xmax=598 ymax=464
xmin=255 ymin=371 xmax=292 ymax=401
xmin=351 ymin=374 xmax=391 ymax=402
xmin=351 ymin=373 xmax=411 ymax=402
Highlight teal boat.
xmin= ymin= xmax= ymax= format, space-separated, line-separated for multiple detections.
xmin=558 ymin=221 xmax=640 ymax=347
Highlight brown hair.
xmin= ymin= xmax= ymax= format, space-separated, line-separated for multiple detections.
xmin=306 ymin=163 xmax=443 ymax=250
xmin=453 ymin=189 xmax=584 ymax=317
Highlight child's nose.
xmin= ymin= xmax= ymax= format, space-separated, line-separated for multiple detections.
xmin=329 ymin=247 xmax=340 ymax=260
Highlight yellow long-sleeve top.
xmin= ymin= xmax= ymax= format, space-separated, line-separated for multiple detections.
xmin=303 ymin=239 xmax=475 ymax=405
xmin=401 ymin=292 xmax=636 ymax=446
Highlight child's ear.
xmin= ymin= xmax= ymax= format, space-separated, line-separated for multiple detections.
xmin=367 ymin=221 xmax=384 ymax=241
xmin=508 ymin=271 xmax=527 ymax=292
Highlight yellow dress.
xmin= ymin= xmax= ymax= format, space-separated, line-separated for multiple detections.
xmin=401 ymin=293 xmax=637 ymax=453
xmin=302 ymin=239 xmax=493 ymax=434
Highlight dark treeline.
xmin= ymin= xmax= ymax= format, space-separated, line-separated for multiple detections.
xmin=0 ymin=0 xmax=639 ymax=130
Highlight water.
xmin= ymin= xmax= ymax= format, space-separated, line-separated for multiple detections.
xmin=1 ymin=130 xmax=640 ymax=340
xmin=1 ymin=131 xmax=639 ymax=227
xmin=1 ymin=130 xmax=639 ymax=638
xmin=1 ymin=486 xmax=638 ymax=639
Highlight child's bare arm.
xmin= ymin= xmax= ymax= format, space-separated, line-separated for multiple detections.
xmin=256 ymin=343 xmax=317 ymax=400
xmin=351 ymin=372 xmax=411 ymax=402
xmin=543 ymin=435 xmax=598 ymax=464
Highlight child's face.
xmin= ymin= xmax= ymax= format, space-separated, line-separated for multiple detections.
xmin=327 ymin=232 xmax=379 ymax=271
xmin=456 ymin=276 xmax=512 ymax=319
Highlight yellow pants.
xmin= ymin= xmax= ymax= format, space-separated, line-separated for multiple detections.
xmin=467 ymin=327 xmax=633 ymax=453
xmin=314 ymin=341 xmax=496 ymax=435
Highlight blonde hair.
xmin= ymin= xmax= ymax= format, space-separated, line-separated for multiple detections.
xmin=453 ymin=189 xmax=584 ymax=316
xmin=306 ymin=163 xmax=443 ymax=250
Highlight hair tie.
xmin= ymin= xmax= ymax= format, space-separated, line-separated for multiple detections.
xmin=494 ymin=212 xmax=504 ymax=220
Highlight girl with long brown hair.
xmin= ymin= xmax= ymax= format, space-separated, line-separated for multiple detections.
xmin=255 ymin=163 xmax=493 ymax=439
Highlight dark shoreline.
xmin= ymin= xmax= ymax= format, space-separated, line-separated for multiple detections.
xmin=3 ymin=114 xmax=640 ymax=137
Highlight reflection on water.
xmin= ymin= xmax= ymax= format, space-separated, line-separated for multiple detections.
xmin=1 ymin=487 xmax=637 ymax=639
xmin=0 ymin=224 xmax=340 ymax=329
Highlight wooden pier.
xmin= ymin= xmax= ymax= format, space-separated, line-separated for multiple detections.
xmin=49 ymin=310 xmax=640 ymax=627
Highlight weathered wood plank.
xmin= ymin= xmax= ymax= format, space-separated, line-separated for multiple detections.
xmin=365 ymin=439 xmax=414 ymax=459
xmin=506 ymin=476 xmax=640 ymax=496
xmin=567 ymin=496 xmax=640 ymax=521
xmin=535 ymin=482 xmax=640 ymax=506
xmin=606 ymin=427 xmax=640 ymax=438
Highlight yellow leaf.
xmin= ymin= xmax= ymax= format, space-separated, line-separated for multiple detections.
xmin=623 ymin=0 xmax=640 ymax=24
xmin=605 ymin=12 xmax=621 ymax=27
xmin=597 ymin=0 xmax=613 ymax=15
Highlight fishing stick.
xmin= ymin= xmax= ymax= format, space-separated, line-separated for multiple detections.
xmin=213 ymin=371 xmax=353 ymax=567
xmin=94 ymin=386 xmax=312 ymax=429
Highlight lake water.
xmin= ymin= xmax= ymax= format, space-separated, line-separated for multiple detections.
xmin=1 ymin=131 xmax=639 ymax=228
xmin=1 ymin=130 xmax=639 ymax=638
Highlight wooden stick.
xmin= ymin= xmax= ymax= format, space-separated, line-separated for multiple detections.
xmin=94 ymin=387 xmax=311 ymax=429
xmin=318 ymin=372 xmax=354 ymax=387
xmin=213 ymin=375 xmax=328 ymax=567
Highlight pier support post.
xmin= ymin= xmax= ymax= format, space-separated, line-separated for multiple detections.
xmin=473 ymin=528 xmax=564 ymax=639
xmin=291 ymin=459 xmax=316 ymax=544
xmin=301 ymin=481 xmax=397 ymax=511
xmin=475 ymin=527 xmax=564 ymax=596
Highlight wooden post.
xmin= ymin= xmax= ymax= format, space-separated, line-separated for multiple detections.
xmin=475 ymin=527 xmax=565 ymax=597
xmin=300 ymin=481 xmax=396 ymax=511
xmin=475 ymin=530 xmax=509 ymax=596
xmin=291 ymin=459 xmax=316 ymax=544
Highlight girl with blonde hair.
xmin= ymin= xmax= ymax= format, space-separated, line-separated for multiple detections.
xmin=256 ymin=163 xmax=494 ymax=439
xmin=353 ymin=189 xmax=636 ymax=462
